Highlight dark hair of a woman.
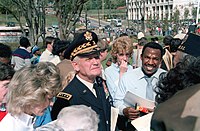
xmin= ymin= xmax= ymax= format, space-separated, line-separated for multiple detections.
xmin=155 ymin=55 xmax=199 ymax=104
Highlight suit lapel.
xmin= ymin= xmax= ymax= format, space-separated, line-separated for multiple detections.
xmin=74 ymin=77 xmax=102 ymax=109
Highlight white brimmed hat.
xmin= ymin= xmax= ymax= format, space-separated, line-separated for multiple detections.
xmin=137 ymin=32 xmax=144 ymax=40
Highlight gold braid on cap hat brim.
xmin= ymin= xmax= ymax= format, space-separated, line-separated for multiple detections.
xmin=70 ymin=41 xmax=97 ymax=60
xmin=177 ymin=33 xmax=188 ymax=51
xmin=178 ymin=45 xmax=185 ymax=51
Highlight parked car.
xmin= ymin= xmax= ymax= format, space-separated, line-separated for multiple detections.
xmin=87 ymin=25 xmax=97 ymax=30
xmin=111 ymin=19 xmax=122 ymax=27
xmin=83 ymin=20 xmax=91 ymax=26
xmin=7 ymin=22 xmax=15 ymax=27
xmin=51 ymin=24 xmax=59 ymax=32
xmin=126 ymin=28 xmax=138 ymax=37
xmin=103 ymin=25 xmax=113 ymax=32
xmin=47 ymin=27 xmax=53 ymax=32
xmin=52 ymin=24 xmax=59 ymax=29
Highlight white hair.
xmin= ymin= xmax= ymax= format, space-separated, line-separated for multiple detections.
xmin=56 ymin=105 xmax=99 ymax=131
xmin=36 ymin=105 xmax=99 ymax=131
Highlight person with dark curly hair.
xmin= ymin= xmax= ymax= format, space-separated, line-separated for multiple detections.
xmin=151 ymin=33 xmax=200 ymax=131
xmin=151 ymin=56 xmax=200 ymax=131
xmin=155 ymin=55 xmax=197 ymax=104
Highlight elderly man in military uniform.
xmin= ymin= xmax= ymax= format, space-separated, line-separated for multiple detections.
xmin=51 ymin=31 xmax=111 ymax=131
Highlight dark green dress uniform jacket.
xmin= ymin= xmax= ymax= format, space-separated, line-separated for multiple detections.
xmin=51 ymin=76 xmax=111 ymax=131
xmin=151 ymin=83 xmax=200 ymax=131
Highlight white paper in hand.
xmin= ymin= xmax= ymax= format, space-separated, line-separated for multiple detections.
xmin=111 ymin=107 xmax=119 ymax=131
xmin=124 ymin=91 xmax=155 ymax=109
xmin=131 ymin=112 xmax=153 ymax=131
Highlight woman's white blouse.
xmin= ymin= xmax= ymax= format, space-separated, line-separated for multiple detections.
xmin=0 ymin=112 xmax=35 ymax=131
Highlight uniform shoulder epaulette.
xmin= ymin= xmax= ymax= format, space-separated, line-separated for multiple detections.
xmin=57 ymin=92 xmax=72 ymax=100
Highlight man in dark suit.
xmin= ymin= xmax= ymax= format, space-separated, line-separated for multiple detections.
xmin=51 ymin=31 xmax=111 ymax=131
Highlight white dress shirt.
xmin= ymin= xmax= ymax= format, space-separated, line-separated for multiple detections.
xmin=50 ymin=55 xmax=61 ymax=65
xmin=76 ymin=75 xmax=97 ymax=97
xmin=39 ymin=49 xmax=54 ymax=62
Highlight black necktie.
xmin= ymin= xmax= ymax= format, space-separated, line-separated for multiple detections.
xmin=93 ymin=83 xmax=101 ymax=99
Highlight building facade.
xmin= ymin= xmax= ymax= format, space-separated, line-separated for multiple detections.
xmin=126 ymin=0 xmax=198 ymax=21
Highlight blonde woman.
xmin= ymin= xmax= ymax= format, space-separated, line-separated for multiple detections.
xmin=105 ymin=36 xmax=134 ymax=100
xmin=0 ymin=62 xmax=62 ymax=131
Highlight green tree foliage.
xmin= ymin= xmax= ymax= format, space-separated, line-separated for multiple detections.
xmin=184 ymin=8 xmax=189 ymax=20
xmin=0 ymin=0 xmax=87 ymax=42
xmin=0 ymin=0 xmax=49 ymax=44
xmin=172 ymin=7 xmax=180 ymax=33
xmin=192 ymin=7 xmax=197 ymax=19
xmin=86 ymin=0 xmax=125 ymax=10
xmin=173 ymin=7 xmax=180 ymax=22
xmin=54 ymin=0 xmax=88 ymax=39
xmin=163 ymin=13 xmax=169 ymax=32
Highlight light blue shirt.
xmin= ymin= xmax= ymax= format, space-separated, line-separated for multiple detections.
xmin=113 ymin=67 xmax=166 ymax=115
xmin=105 ymin=63 xmax=134 ymax=101
xmin=34 ymin=106 xmax=52 ymax=129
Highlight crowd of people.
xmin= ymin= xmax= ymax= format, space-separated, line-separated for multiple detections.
xmin=0 ymin=28 xmax=200 ymax=131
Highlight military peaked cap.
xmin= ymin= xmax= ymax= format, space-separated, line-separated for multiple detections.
xmin=64 ymin=31 xmax=100 ymax=60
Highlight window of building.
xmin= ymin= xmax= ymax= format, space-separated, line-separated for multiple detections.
xmin=153 ymin=7 xmax=155 ymax=11
xmin=161 ymin=6 xmax=163 ymax=11
xmin=165 ymin=5 xmax=168 ymax=10
xmin=146 ymin=7 xmax=148 ymax=12
xmin=161 ymin=13 xmax=163 ymax=20
xmin=157 ymin=6 xmax=159 ymax=11
xmin=170 ymin=5 xmax=172 ymax=10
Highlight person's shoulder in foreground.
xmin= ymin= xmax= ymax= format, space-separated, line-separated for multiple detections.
xmin=151 ymin=83 xmax=200 ymax=131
